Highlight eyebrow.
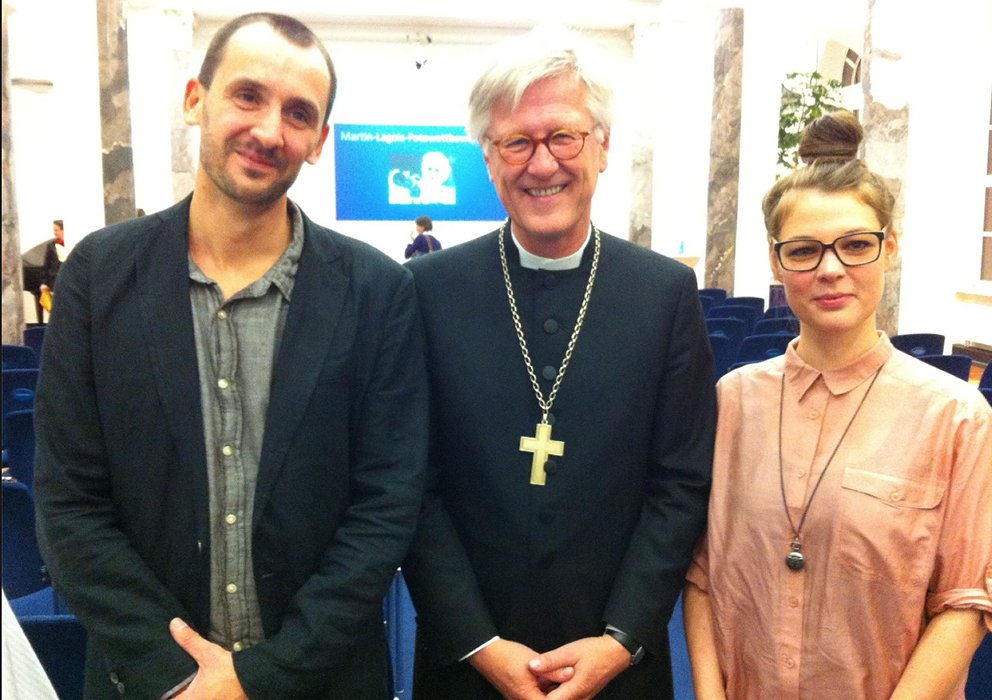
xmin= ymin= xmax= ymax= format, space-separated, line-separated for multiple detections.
xmin=228 ymin=78 xmax=322 ymax=120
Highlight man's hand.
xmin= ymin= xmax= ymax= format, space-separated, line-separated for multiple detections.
xmin=528 ymin=635 xmax=631 ymax=700
xmin=169 ymin=618 xmax=248 ymax=700
xmin=468 ymin=639 xmax=573 ymax=699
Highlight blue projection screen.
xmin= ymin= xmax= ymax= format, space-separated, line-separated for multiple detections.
xmin=334 ymin=124 xmax=506 ymax=221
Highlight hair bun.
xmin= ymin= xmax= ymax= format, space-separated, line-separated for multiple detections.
xmin=797 ymin=110 xmax=862 ymax=164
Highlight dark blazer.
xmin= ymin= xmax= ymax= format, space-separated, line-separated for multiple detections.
xmin=402 ymin=228 xmax=716 ymax=698
xmin=33 ymin=198 xmax=428 ymax=699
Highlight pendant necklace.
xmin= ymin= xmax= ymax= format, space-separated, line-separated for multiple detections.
xmin=498 ymin=220 xmax=601 ymax=486
xmin=778 ymin=364 xmax=883 ymax=571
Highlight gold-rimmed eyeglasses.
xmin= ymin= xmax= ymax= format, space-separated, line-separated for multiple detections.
xmin=491 ymin=129 xmax=592 ymax=165
xmin=773 ymin=231 xmax=886 ymax=272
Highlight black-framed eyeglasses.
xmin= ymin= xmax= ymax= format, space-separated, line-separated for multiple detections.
xmin=773 ymin=231 xmax=886 ymax=272
xmin=491 ymin=129 xmax=592 ymax=165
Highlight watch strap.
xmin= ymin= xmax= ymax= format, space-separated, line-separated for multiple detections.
xmin=604 ymin=626 xmax=645 ymax=666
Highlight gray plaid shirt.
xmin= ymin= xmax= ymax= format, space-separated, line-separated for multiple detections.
xmin=188 ymin=205 xmax=304 ymax=651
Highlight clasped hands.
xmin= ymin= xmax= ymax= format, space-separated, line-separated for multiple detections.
xmin=469 ymin=635 xmax=631 ymax=700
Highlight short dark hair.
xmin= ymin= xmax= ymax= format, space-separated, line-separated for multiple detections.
xmin=198 ymin=13 xmax=337 ymax=125
xmin=415 ymin=215 xmax=433 ymax=231
xmin=53 ymin=219 xmax=63 ymax=230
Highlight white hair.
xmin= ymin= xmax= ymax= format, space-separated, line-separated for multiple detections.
xmin=466 ymin=26 xmax=614 ymax=145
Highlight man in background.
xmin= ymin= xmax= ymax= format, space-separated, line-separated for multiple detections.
xmin=22 ymin=219 xmax=64 ymax=322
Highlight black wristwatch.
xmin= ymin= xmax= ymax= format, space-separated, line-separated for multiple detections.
xmin=604 ymin=626 xmax=645 ymax=666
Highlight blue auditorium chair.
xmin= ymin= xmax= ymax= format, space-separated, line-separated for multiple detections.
xmin=980 ymin=387 xmax=992 ymax=407
xmin=668 ymin=593 xmax=695 ymax=700
xmin=4 ymin=409 xmax=36 ymax=491
xmin=23 ymin=325 xmax=46 ymax=361
xmin=2 ymin=344 xmax=37 ymax=370
xmin=891 ymin=333 xmax=944 ymax=358
xmin=708 ymin=333 xmax=736 ymax=379
xmin=723 ymin=295 xmax=765 ymax=316
xmin=966 ymin=633 xmax=992 ymax=700
xmin=919 ymin=354 xmax=972 ymax=382
xmin=383 ymin=570 xmax=416 ymax=699
xmin=698 ymin=288 xmax=728 ymax=304
xmin=19 ymin=614 xmax=87 ymax=700
xmin=2 ymin=481 xmax=49 ymax=599
xmin=762 ymin=305 xmax=796 ymax=319
xmin=979 ymin=362 xmax=991 ymax=389
xmin=753 ymin=317 xmax=799 ymax=337
xmin=706 ymin=304 xmax=759 ymax=336
xmin=736 ymin=333 xmax=793 ymax=364
xmin=2 ymin=368 xmax=39 ymax=418
xmin=705 ymin=318 xmax=747 ymax=357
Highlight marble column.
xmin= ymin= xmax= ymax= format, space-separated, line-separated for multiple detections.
xmin=704 ymin=8 xmax=743 ymax=293
xmin=2 ymin=2 xmax=25 ymax=343
xmin=861 ymin=0 xmax=906 ymax=336
xmin=628 ymin=22 xmax=659 ymax=249
xmin=97 ymin=0 xmax=135 ymax=225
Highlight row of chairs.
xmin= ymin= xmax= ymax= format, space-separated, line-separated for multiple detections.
xmin=890 ymin=333 xmax=985 ymax=386
xmin=3 ymin=478 xmax=86 ymax=699
xmin=1 ymin=325 xmax=46 ymax=367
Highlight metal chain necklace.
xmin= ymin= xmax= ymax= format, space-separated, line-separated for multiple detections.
xmin=498 ymin=220 xmax=601 ymax=486
xmin=778 ymin=364 xmax=883 ymax=570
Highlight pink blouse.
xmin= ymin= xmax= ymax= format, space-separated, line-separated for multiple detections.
xmin=687 ymin=334 xmax=992 ymax=699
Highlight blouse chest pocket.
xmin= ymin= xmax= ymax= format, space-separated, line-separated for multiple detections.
xmin=837 ymin=467 xmax=946 ymax=585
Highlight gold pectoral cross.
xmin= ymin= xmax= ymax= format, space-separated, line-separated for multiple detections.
xmin=519 ymin=422 xmax=565 ymax=486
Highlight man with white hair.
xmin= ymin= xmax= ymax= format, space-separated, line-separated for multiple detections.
xmin=403 ymin=27 xmax=715 ymax=700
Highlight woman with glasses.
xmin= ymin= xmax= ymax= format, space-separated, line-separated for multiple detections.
xmin=683 ymin=110 xmax=991 ymax=699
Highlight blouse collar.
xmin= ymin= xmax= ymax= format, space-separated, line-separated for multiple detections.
xmin=784 ymin=332 xmax=893 ymax=399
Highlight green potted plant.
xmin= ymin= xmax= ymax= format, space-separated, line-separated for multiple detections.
xmin=777 ymin=71 xmax=843 ymax=171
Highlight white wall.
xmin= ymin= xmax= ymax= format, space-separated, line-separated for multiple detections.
xmin=6 ymin=0 xmax=991 ymax=347
xmin=7 ymin=0 xmax=105 ymax=253
xmin=897 ymin=1 xmax=992 ymax=347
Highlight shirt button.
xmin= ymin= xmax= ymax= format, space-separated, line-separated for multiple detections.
xmin=543 ymin=318 xmax=560 ymax=334
xmin=217 ymin=378 xmax=230 ymax=389
xmin=807 ymin=409 xmax=820 ymax=420
xmin=542 ymin=274 xmax=557 ymax=289
xmin=789 ymin=596 xmax=800 ymax=608
xmin=222 ymin=444 xmax=234 ymax=457
xmin=226 ymin=583 xmax=238 ymax=594
xmin=542 ymin=365 xmax=557 ymax=380
xmin=544 ymin=459 xmax=559 ymax=475
xmin=225 ymin=513 xmax=238 ymax=525
xmin=890 ymin=490 xmax=903 ymax=502
xmin=232 ymin=641 xmax=245 ymax=652
xmin=796 ymin=471 xmax=806 ymax=479
xmin=217 ymin=309 xmax=228 ymax=320
xmin=784 ymin=656 xmax=796 ymax=669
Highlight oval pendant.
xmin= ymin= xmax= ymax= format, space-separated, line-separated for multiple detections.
xmin=785 ymin=550 xmax=805 ymax=571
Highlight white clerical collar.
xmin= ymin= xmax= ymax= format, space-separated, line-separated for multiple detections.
xmin=510 ymin=225 xmax=592 ymax=271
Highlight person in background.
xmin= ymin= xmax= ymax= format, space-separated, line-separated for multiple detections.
xmin=402 ymin=27 xmax=715 ymax=700
xmin=33 ymin=12 xmax=426 ymax=699
xmin=27 ymin=219 xmax=65 ymax=321
xmin=405 ymin=215 xmax=442 ymax=259
xmin=684 ymin=110 xmax=991 ymax=700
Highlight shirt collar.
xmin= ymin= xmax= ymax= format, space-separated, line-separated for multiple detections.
xmin=510 ymin=223 xmax=592 ymax=271
xmin=784 ymin=332 xmax=893 ymax=399
xmin=188 ymin=202 xmax=305 ymax=301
